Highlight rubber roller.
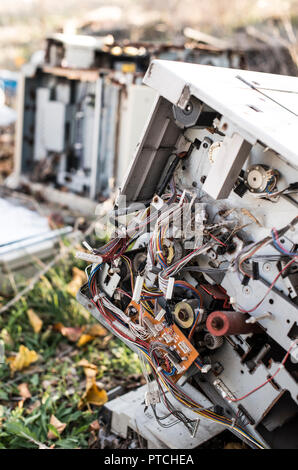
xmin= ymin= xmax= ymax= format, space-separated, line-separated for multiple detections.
xmin=206 ymin=311 xmax=261 ymax=336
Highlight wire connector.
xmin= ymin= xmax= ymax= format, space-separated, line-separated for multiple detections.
xmin=201 ymin=364 xmax=212 ymax=374
xmin=132 ymin=276 xmax=144 ymax=302
xmin=76 ymin=251 xmax=103 ymax=264
xmin=145 ymin=389 xmax=160 ymax=406
xmin=82 ymin=241 xmax=93 ymax=252
xmin=93 ymin=292 xmax=105 ymax=302
xmin=155 ymin=309 xmax=166 ymax=321
xmin=166 ymin=277 xmax=175 ymax=300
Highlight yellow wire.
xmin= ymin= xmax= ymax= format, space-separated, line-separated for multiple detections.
xmin=137 ymin=347 xmax=264 ymax=449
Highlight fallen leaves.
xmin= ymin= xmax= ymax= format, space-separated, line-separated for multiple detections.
xmin=7 ymin=345 xmax=38 ymax=374
xmin=54 ymin=323 xmax=82 ymax=342
xmin=67 ymin=267 xmax=86 ymax=297
xmin=54 ymin=322 xmax=107 ymax=347
xmin=77 ymin=324 xmax=107 ymax=347
xmin=86 ymin=324 xmax=107 ymax=337
xmin=77 ymin=359 xmax=108 ymax=410
xmin=77 ymin=334 xmax=94 ymax=347
xmin=18 ymin=383 xmax=31 ymax=400
xmin=17 ymin=383 xmax=32 ymax=409
xmin=88 ymin=420 xmax=100 ymax=447
xmin=89 ymin=420 xmax=100 ymax=432
xmin=27 ymin=309 xmax=43 ymax=333
xmin=47 ymin=415 xmax=67 ymax=440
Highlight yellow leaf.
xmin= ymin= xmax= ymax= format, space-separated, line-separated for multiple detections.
xmin=27 ymin=309 xmax=43 ymax=334
xmin=79 ymin=360 xmax=98 ymax=390
xmin=77 ymin=334 xmax=94 ymax=347
xmin=85 ymin=324 xmax=107 ymax=337
xmin=67 ymin=267 xmax=86 ymax=297
xmin=76 ymin=324 xmax=107 ymax=346
xmin=77 ymin=358 xmax=94 ymax=368
xmin=78 ymin=384 xmax=108 ymax=409
xmin=77 ymin=360 xmax=107 ymax=409
xmin=7 ymin=345 xmax=38 ymax=374
xmin=47 ymin=415 xmax=67 ymax=440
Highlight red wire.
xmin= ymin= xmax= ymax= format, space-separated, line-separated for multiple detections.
xmin=272 ymin=227 xmax=287 ymax=252
xmin=209 ymin=233 xmax=227 ymax=247
xmin=238 ymin=256 xmax=297 ymax=313
xmin=229 ymin=340 xmax=297 ymax=403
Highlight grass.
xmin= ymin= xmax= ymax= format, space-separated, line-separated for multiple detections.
xmin=0 ymin=251 xmax=141 ymax=449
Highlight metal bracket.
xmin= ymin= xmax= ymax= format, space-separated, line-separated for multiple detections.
xmin=202 ymin=132 xmax=252 ymax=200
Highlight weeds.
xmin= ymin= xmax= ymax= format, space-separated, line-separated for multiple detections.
xmin=0 ymin=252 xmax=141 ymax=449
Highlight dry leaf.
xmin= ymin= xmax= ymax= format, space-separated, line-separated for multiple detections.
xmin=54 ymin=323 xmax=82 ymax=342
xmin=18 ymin=383 xmax=31 ymax=400
xmin=89 ymin=420 xmax=100 ymax=432
xmin=78 ymin=360 xmax=98 ymax=390
xmin=77 ymin=334 xmax=94 ymax=347
xmin=17 ymin=382 xmax=32 ymax=409
xmin=27 ymin=400 xmax=41 ymax=414
xmin=47 ymin=414 xmax=67 ymax=440
xmin=85 ymin=324 xmax=107 ymax=337
xmin=79 ymin=385 xmax=108 ymax=409
xmin=7 ymin=345 xmax=38 ymax=374
xmin=78 ymin=360 xmax=108 ymax=409
xmin=77 ymin=324 xmax=107 ymax=347
xmin=27 ymin=309 xmax=43 ymax=334
xmin=77 ymin=359 xmax=98 ymax=370
xmin=67 ymin=267 xmax=86 ymax=297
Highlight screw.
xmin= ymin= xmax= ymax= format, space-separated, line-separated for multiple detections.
xmin=243 ymin=286 xmax=251 ymax=296
xmin=263 ymin=262 xmax=271 ymax=272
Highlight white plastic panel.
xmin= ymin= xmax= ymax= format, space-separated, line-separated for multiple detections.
xmin=33 ymin=87 xmax=50 ymax=161
xmin=43 ymin=101 xmax=66 ymax=152
xmin=143 ymin=60 xmax=298 ymax=167
xmin=116 ymin=84 xmax=158 ymax=187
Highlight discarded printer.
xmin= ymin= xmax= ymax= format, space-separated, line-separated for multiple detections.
xmin=14 ymin=30 xmax=297 ymax=206
xmin=76 ymin=60 xmax=298 ymax=449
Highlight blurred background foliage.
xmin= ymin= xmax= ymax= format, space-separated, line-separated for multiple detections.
xmin=0 ymin=0 xmax=298 ymax=69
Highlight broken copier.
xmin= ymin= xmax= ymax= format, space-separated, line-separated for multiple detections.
xmin=76 ymin=60 xmax=298 ymax=449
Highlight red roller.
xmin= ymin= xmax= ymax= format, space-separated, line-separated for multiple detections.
xmin=206 ymin=311 xmax=261 ymax=336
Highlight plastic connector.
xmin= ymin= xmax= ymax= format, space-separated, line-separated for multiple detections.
xmin=132 ymin=275 xmax=144 ymax=302
xmin=201 ymin=364 xmax=212 ymax=374
xmin=145 ymin=390 xmax=160 ymax=406
xmin=75 ymin=251 xmax=103 ymax=264
xmin=82 ymin=241 xmax=93 ymax=252
xmin=93 ymin=293 xmax=105 ymax=302
xmin=155 ymin=309 xmax=166 ymax=322
xmin=179 ymin=341 xmax=191 ymax=355
xmin=151 ymin=195 xmax=164 ymax=210
xmin=166 ymin=277 xmax=175 ymax=300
